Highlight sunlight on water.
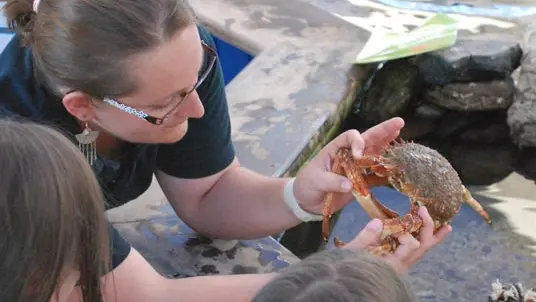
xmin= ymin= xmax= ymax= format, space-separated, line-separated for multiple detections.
xmin=374 ymin=0 xmax=536 ymax=18
xmin=326 ymin=0 xmax=517 ymax=34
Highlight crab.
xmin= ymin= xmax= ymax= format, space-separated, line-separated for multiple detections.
xmin=321 ymin=139 xmax=492 ymax=255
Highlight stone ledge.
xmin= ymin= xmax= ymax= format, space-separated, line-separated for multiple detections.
xmin=224 ymin=40 xmax=373 ymax=176
xmin=191 ymin=0 xmax=373 ymax=177
xmin=191 ymin=0 xmax=371 ymax=55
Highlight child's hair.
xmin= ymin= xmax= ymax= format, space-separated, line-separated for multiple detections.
xmin=0 ymin=118 xmax=109 ymax=302
xmin=253 ymin=248 xmax=417 ymax=302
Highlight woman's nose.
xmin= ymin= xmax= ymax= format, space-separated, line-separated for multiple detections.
xmin=182 ymin=90 xmax=205 ymax=119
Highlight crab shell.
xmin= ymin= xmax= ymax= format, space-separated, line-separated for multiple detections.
xmin=376 ymin=142 xmax=464 ymax=225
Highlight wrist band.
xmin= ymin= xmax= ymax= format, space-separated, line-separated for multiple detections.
xmin=283 ymin=178 xmax=323 ymax=222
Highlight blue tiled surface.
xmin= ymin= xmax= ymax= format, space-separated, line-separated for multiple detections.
xmin=212 ymin=35 xmax=254 ymax=85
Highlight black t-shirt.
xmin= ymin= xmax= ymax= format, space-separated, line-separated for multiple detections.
xmin=0 ymin=24 xmax=236 ymax=271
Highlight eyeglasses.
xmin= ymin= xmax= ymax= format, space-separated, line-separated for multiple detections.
xmin=101 ymin=41 xmax=217 ymax=125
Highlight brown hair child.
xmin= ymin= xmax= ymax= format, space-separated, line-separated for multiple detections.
xmin=0 ymin=119 xmax=110 ymax=302
xmin=253 ymin=248 xmax=418 ymax=302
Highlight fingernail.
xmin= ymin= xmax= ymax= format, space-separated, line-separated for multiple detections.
xmin=354 ymin=149 xmax=363 ymax=159
xmin=366 ymin=219 xmax=383 ymax=232
xmin=341 ymin=180 xmax=352 ymax=191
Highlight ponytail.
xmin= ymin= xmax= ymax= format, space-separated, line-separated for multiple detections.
xmin=3 ymin=0 xmax=36 ymax=45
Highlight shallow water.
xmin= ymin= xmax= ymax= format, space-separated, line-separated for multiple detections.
xmin=327 ymin=172 xmax=536 ymax=301
xmin=373 ymin=0 xmax=536 ymax=18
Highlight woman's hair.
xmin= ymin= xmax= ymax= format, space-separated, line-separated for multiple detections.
xmin=0 ymin=118 xmax=109 ymax=302
xmin=253 ymin=249 xmax=418 ymax=302
xmin=2 ymin=0 xmax=196 ymax=97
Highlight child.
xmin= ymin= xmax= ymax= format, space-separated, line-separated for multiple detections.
xmin=253 ymin=248 xmax=417 ymax=302
xmin=0 ymin=119 xmax=109 ymax=302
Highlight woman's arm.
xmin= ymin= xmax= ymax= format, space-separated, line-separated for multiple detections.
xmin=155 ymin=158 xmax=312 ymax=240
xmin=67 ymin=247 xmax=276 ymax=302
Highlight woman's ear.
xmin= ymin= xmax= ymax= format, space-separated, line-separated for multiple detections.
xmin=61 ymin=91 xmax=97 ymax=122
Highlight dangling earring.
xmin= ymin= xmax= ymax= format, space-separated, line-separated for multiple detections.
xmin=75 ymin=122 xmax=100 ymax=166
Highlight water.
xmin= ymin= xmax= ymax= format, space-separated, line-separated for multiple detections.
xmin=374 ymin=0 xmax=536 ymax=18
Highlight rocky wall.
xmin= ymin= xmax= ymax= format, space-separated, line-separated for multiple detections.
xmin=345 ymin=37 xmax=534 ymax=186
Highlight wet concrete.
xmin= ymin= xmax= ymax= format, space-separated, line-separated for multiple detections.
xmin=108 ymin=175 xmax=301 ymax=278
xmin=113 ymin=201 xmax=300 ymax=278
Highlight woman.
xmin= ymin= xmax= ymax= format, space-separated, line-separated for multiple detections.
xmin=0 ymin=0 xmax=452 ymax=300
xmin=0 ymin=119 xmax=109 ymax=302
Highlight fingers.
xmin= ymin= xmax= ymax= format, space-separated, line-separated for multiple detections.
xmin=362 ymin=117 xmax=404 ymax=142
xmin=362 ymin=117 xmax=404 ymax=147
xmin=432 ymin=224 xmax=452 ymax=245
xmin=382 ymin=206 xmax=452 ymax=273
xmin=416 ymin=206 xmax=452 ymax=249
xmin=344 ymin=219 xmax=383 ymax=251
xmin=417 ymin=206 xmax=435 ymax=243
xmin=321 ymin=129 xmax=365 ymax=159
xmin=317 ymin=118 xmax=405 ymax=165
xmin=313 ymin=172 xmax=353 ymax=194
xmin=392 ymin=233 xmax=420 ymax=260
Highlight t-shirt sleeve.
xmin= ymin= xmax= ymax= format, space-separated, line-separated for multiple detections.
xmin=155 ymin=25 xmax=235 ymax=179
xmin=108 ymin=222 xmax=131 ymax=272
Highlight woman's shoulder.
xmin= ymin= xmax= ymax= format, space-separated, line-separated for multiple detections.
xmin=0 ymin=35 xmax=35 ymax=83
xmin=0 ymin=35 xmax=59 ymax=119
xmin=196 ymin=24 xmax=220 ymax=53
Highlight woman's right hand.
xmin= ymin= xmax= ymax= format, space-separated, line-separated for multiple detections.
xmin=342 ymin=206 xmax=452 ymax=274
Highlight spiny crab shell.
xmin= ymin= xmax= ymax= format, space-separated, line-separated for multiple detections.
xmin=322 ymin=140 xmax=492 ymax=254
xmin=379 ymin=142 xmax=467 ymax=224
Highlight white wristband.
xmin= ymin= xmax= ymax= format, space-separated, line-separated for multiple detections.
xmin=283 ymin=177 xmax=323 ymax=222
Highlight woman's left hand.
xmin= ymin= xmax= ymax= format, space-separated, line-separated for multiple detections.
xmin=293 ymin=117 xmax=405 ymax=214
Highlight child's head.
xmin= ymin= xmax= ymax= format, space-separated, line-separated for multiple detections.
xmin=253 ymin=248 xmax=417 ymax=302
xmin=0 ymin=119 xmax=109 ymax=302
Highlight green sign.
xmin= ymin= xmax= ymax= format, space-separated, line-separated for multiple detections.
xmin=355 ymin=14 xmax=459 ymax=64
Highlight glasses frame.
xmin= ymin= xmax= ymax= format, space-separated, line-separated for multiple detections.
xmin=69 ymin=41 xmax=218 ymax=126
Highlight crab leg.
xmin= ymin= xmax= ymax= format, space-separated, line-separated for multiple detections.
xmin=329 ymin=173 xmax=398 ymax=248
xmin=365 ymin=206 xmax=424 ymax=255
xmin=365 ymin=237 xmax=398 ymax=256
xmin=343 ymin=155 xmax=399 ymax=220
xmin=462 ymin=185 xmax=492 ymax=225
xmin=322 ymin=149 xmax=400 ymax=246
xmin=378 ymin=212 xmax=423 ymax=241
xmin=322 ymin=150 xmax=346 ymax=241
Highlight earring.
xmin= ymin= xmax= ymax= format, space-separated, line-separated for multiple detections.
xmin=75 ymin=122 xmax=100 ymax=166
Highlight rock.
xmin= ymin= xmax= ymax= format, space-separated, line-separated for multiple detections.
xmin=356 ymin=58 xmax=421 ymax=126
xmin=432 ymin=110 xmax=507 ymax=140
xmin=428 ymin=142 xmax=515 ymax=186
xmin=414 ymin=103 xmax=446 ymax=120
xmin=424 ymin=78 xmax=515 ymax=112
xmin=414 ymin=39 xmax=522 ymax=85
xmin=432 ymin=111 xmax=475 ymax=139
xmin=507 ymin=28 xmax=536 ymax=148
xmin=399 ymin=114 xmax=437 ymax=140
xmin=513 ymin=147 xmax=536 ymax=181
xmin=344 ymin=36 xmax=526 ymax=187
xmin=458 ymin=122 xmax=511 ymax=145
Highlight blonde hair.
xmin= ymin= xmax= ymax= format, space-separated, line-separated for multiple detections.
xmin=253 ymin=249 xmax=417 ymax=302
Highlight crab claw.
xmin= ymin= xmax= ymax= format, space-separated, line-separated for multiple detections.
xmin=462 ymin=186 xmax=492 ymax=225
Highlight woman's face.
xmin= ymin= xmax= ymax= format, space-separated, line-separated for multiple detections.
xmin=63 ymin=24 xmax=208 ymax=144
